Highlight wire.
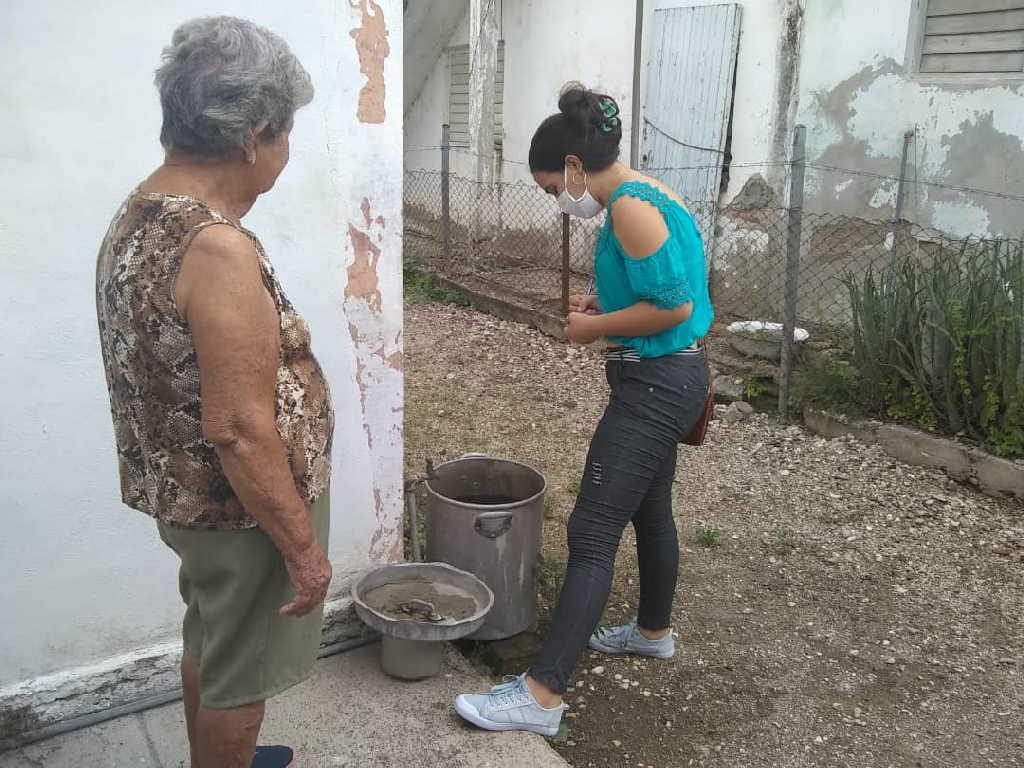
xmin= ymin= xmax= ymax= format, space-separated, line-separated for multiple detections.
xmin=807 ymin=163 xmax=1024 ymax=202
xmin=403 ymin=146 xmax=1024 ymax=202
xmin=642 ymin=117 xmax=726 ymax=156
xmin=643 ymin=161 xmax=793 ymax=172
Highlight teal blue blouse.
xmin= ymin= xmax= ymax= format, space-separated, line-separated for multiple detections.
xmin=594 ymin=181 xmax=714 ymax=358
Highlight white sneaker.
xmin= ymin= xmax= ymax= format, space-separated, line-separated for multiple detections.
xmin=588 ymin=619 xmax=675 ymax=659
xmin=454 ymin=673 xmax=566 ymax=736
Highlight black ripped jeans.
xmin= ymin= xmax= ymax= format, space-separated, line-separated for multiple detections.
xmin=529 ymin=351 xmax=708 ymax=695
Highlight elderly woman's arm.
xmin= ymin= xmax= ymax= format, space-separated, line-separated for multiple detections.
xmin=175 ymin=225 xmax=331 ymax=617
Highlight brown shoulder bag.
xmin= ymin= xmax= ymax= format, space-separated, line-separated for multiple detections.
xmin=682 ymin=339 xmax=714 ymax=446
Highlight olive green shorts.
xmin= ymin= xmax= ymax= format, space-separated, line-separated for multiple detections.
xmin=158 ymin=492 xmax=330 ymax=709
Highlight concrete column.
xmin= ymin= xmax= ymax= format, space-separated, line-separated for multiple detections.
xmin=769 ymin=0 xmax=806 ymax=202
xmin=469 ymin=0 xmax=498 ymax=186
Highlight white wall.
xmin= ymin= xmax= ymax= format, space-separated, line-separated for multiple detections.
xmin=405 ymin=0 xmax=637 ymax=184
xmin=405 ymin=0 xmax=793 ymax=202
xmin=404 ymin=0 xmax=467 ymax=117
xmin=404 ymin=0 xmax=638 ymax=239
xmin=796 ymin=0 xmax=1024 ymax=236
xmin=498 ymin=0 xmax=639 ymax=184
xmin=0 ymin=0 xmax=403 ymax=697
xmin=405 ymin=10 xmax=471 ymax=176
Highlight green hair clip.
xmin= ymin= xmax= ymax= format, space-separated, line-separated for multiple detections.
xmin=598 ymin=97 xmax=620 ymax=133
xmin=599 ymin=97 xmax=619 ymax=118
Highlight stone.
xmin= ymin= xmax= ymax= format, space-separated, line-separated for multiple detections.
xmin=726 ymin=174 xmax=778 ymax=210
xmin=968 ymin=448 xmax=1024 ymax=500
xmin=875 ymin=424 xmax=972 ymax=483
xmin=722 ymin=402 xmax=754 ymax=424
xmin=804 ymin=408 xmax=1023 ymax=502
xmin=713 ymin=376 xmax=745 ymax=402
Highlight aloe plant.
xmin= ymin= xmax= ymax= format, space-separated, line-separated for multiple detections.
xmin=844 ymin=235 xmax=1024 ymax=458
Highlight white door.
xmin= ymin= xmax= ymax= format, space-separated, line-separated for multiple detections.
xmin=641 ymin=3 xmax=742 ymax=247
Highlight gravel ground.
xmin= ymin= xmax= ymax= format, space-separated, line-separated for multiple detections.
xmin=404 ymin=300 xmax=1024 ymax=768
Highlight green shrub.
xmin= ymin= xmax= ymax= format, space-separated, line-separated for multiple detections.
xmin=696 ymin=527 xmax=723 ymax=548
xmin=403 ymin=263 xmax=469 ymax=306
xmin=843 ymin=237 xmax=1024 ymax=457
xmin=793 ymin=353 xmax=870 ymax=418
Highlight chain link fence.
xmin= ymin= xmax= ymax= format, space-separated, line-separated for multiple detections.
xmin=405 ymin=133 xmax=1024 ymax=452
xmin=405 ymin=168 xmax=1022 ymax=339
xmin=406 ymin=169 xmax=570 ymax=315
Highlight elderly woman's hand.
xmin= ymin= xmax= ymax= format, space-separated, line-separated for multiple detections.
xmin=280 ymin=543 xmax=332 ymax=617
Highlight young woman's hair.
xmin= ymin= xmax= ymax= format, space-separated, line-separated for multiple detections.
xmin=528 ymin=82 xmax=622 ymax=173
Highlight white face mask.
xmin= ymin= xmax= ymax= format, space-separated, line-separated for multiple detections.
xmin=557 ymin=167 xmax=603 ymax=219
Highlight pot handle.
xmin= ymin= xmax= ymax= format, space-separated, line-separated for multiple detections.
xmin=474 ymin=510 xmax=513 ymax=539
xmin=460 ymin=452 xmax=489 ymax=459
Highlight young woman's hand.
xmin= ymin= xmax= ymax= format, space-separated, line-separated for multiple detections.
xmin=564 ymin=312 xmax=603 ymax=345
xmin=568 ymin=293 xmax=602 ymax=314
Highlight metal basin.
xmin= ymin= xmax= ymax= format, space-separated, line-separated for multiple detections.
xmin=727 ymin=320 xmax=809 ymax=362
xmin=352 ymin=562 xmax=494 ymax=680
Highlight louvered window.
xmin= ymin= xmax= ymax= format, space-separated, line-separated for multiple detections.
xmin=918 ymin=0 xmax=1024 ymax=74
xmin=447 ymin=42 xmax=505 ymax=149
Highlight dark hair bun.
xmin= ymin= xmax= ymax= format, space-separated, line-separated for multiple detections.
xmin=557 ymin=82 xmax=621 ymax=139
xmin=528 ymin=82 xmax=623 ymax=173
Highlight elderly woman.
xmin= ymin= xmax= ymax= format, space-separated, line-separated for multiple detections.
xmin=95 ymin=17 xmax=333 ymax=768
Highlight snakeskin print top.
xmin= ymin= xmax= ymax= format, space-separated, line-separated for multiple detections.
xmin=95 ymin=191 xmax=334 ymax=530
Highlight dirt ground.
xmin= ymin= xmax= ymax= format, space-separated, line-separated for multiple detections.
xmin=404 ymin=300 xmax=1024 ymax=768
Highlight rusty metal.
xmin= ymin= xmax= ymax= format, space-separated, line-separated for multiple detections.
xmin=561 ymin=213 xmax=570 ymax=316
xmin=440 ymin=124 xmax=451 ymax=259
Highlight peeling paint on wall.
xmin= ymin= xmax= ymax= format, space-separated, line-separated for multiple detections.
xmin=934 ymin=113 xmax=1024 ymax=236
xmin=803 ymin=56 xmax=1024 ymax=235
xmin=374 ymin=343 xmax=403 ymax=371
xmin=797 ymin=0 xmax=1024 ymax=239
xmin=346 ymin=199 xmax=384 ymax=311
xmin=344 ymin=197 xmax=403 ymax=563
xmin=350 ymin=0 xmax=390 ymax=124
xmin=348 ymin=325 xmax=372 ymax=448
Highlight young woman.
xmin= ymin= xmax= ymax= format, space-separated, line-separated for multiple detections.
xmin=454 ymin=84 xmax=714 ymax=735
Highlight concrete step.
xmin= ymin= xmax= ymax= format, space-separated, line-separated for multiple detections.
xmin=1 ymin=643 xmax=568 ymax=768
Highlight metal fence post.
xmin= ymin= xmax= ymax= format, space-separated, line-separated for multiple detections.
xmin=779 ymin=124 xmax=805 ymax=419
xmin=561 ymin=214 xmax=570 ymax=316
xmin=890 ymin=128 xmax=914 ymax=267
xmin=441 ymin=124 xmax=451 ymax=260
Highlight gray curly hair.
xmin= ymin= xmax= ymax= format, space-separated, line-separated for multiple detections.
xmin=155 ymin=16 xmax=314 ymax=160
